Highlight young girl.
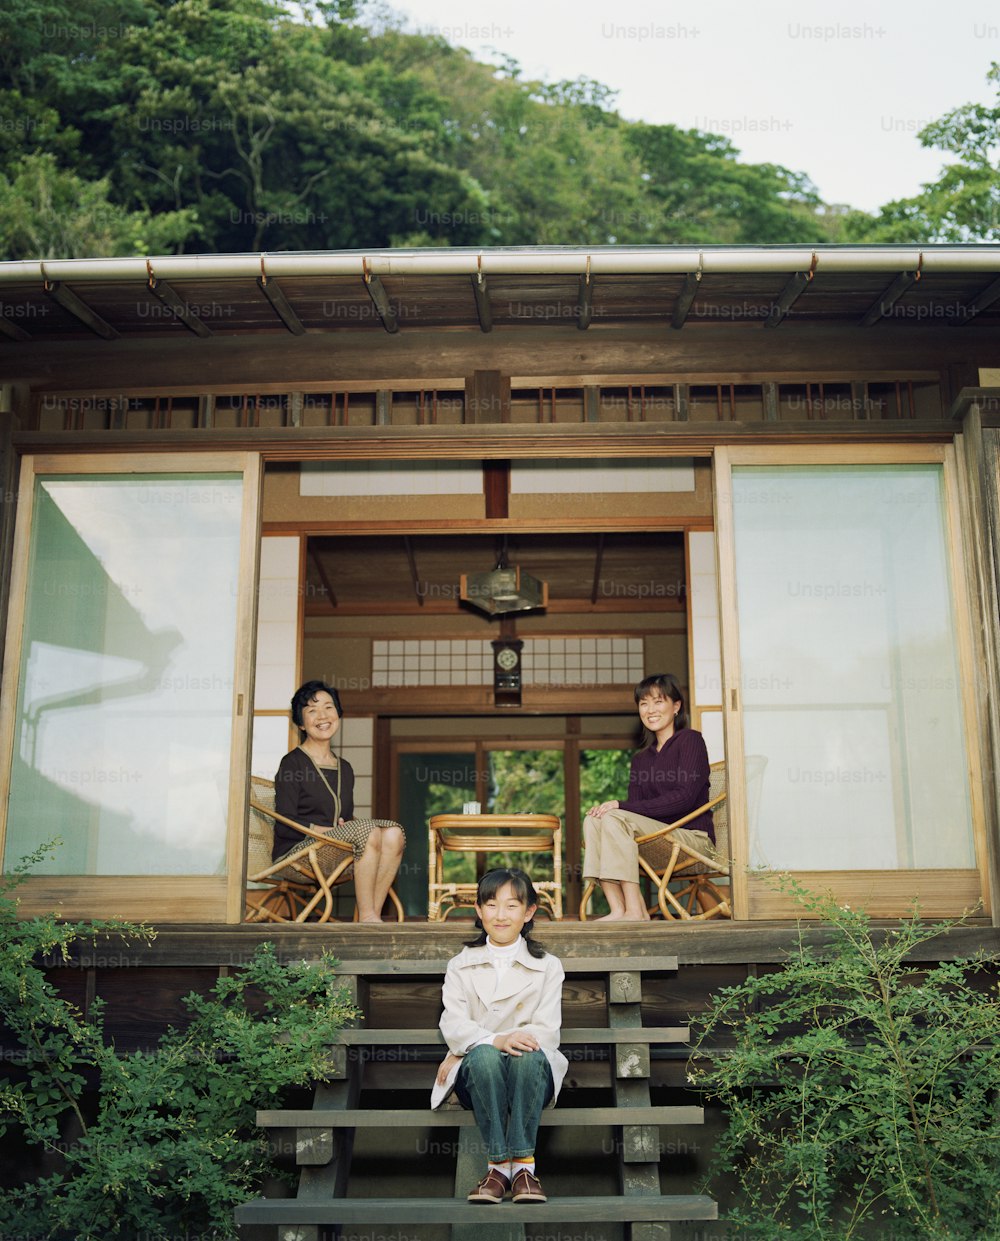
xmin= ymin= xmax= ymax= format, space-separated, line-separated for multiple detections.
xmin=432 ymin=868 xmax=567 ymax=1204
xmin=582 ymin=672 xmax=714 ymax=920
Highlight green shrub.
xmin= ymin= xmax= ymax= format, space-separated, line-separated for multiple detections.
xmin=690 ymin=881 xmax=1000 ymax=1241
xmin=0 ymin=846 xmax=357 ymax=1239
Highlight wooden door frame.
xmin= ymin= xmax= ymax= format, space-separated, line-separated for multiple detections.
xmin=714 ymin=442 xmax=993 ymax=922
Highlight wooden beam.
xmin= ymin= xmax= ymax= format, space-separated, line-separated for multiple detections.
xmin=483 ymin=459 xmax=510 ymax=518
xmin=15 ymin=421 xmax=958 ymax=460
xmin=402 ymin=534 xmax=422 ymax=606
xmin=147 ymin=280 xmax=213 ymax=338
xmin=590 ymin=532 xmax=605 ymax=604
xmin=860 ymin=269 xmax=921 ymax=327
xmin=465 ymin=369 xmax=510 ymax=424
xmin=303 ymin=596 xmax=686 ymax=616
xmin=6 ymin=317 xmax=995 ymax=393
xmin=577 ymin=274 xmax=592 ymax=331
xmin=960 ymin=274 xmax=1000 ymax=325
xmin=256 ymin=275 xmax=306 ymax=336
xmin=470 ymin=273 xmax=492 ymax=333
xmin=42 ymin=281 xmax=119 ymax=339
xmin=0 ymin=316 xmax=30 ymax=342
xmin=308 ymin=546 xmax=337 ymax=608
xmin=765 ymin=269 xmax=813 ymax=328
xmin=670 ymin=271 xmax=701 ymax=330
xmin=363 ymin=271 xmax=398 ymax=333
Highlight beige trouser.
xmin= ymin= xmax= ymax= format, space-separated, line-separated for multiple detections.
xmin=582 ymin=807 xmax=713 ymax=884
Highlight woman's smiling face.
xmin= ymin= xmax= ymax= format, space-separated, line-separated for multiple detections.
xmin=638 ymin=687 xmax=679 ymax=735
xmin=300 ymin=690 xmax=341 ymax=745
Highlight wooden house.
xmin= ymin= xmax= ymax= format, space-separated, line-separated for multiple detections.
xmin=1 ymin=243 xmax=1000 ymax=1234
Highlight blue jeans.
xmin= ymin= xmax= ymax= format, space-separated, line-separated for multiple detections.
xmin=454 ymin=1043 xmax=554 ymax=1163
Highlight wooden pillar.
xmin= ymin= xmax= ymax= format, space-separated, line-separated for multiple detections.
xmin=465 ymin=370 xmax=510 ymax=424
xmin=954 ymin=393 xmax=1000 ymax=924
xmin=610 ymin=970 xmax=672 ymax=1241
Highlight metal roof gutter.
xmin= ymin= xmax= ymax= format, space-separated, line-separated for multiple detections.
xmin=2 ymin=245 xmax=1000 ymax=285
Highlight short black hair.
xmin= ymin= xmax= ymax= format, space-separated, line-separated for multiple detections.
xmin=290 ymin=680 xmax=343 ymax=728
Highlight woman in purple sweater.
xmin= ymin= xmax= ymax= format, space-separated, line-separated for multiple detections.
xmin=582 ymin=673 xmax=713 ymax=921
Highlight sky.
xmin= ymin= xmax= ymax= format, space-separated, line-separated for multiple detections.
xmin=386 ymin=0 xmax=1000 ymax=215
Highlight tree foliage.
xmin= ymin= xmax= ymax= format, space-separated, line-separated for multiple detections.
xmin=843 ymin=61 xmax=1000 ymax=242
xmin=690 ymin=880 xmax=1000 ymax=1240
xmin=0 ymin=0 xmax=847 ymax=258
xmin=0 ymin=844 xmax=358 ymax=1239
xmin=5 ymin=2 xmax=995 ymax=255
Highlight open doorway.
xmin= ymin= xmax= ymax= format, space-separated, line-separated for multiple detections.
xmin=251 ymin=456 xmax=720 ymax=920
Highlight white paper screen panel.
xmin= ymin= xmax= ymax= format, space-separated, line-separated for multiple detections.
xmin=511 ymin=459 xmax=695 ymax=493
xmin=372 ymin=637 xmax=644 ymax=687
xmin=300 ymin=461 xmax=482 ymax=496
xmin=340 ymin=717 xmax=374 ymax=818
xmin=252 ymin=715 xmax=292 ymax=781
xmin=254 ymin=535 xmax=300 ymax=711
xmin=688 ymin=531 xmax=722 ymax=709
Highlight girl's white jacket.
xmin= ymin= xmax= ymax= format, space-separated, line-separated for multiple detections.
xmin=430 ymin=937 xmax=569 ymax=1109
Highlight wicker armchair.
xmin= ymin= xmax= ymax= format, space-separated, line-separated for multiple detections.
xmin=245 ymin=775 xmax=403 ymax=923
xmin=580 ymin=761 xmax=732 ymax=922
xmin=635 ymin=762 xmax=731 ymax=920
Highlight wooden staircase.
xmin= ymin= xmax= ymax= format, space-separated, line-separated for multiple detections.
xmin=235 ymin=953 xmax=717 ymax=1240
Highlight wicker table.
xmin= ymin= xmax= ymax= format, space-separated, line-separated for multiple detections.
xmin=427 ymin=813 xmax=563 ymax=921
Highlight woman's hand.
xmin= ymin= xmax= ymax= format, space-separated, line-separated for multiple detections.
xmin=588 ymin=799 xmax=620 ymax=818
xmin=436 ymin=1051 xmax=463 ymax=1086
xmin=493 ymin=1031 xmax=540 ymax=1056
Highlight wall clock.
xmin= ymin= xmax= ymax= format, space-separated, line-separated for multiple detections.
xmin=491 ymin=638 xmax=523 ymax=707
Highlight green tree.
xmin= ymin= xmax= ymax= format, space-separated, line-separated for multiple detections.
xmin=844 ymin=61 xmax=1000 ymax=242
xmin=579 ymin=746 xmax=634 ymax=811
xmin=0 ymin=153 xmax=195 ymax=258
xmin=0 ymin=0 xmax=845 ymax=257
xmin=0 ymin=846 xmax=357 ymax=1239
xmin=690 ymin=881 xmax=1000 ymax=1240
xmin=625 ymin=122 xmax=837 ymax=244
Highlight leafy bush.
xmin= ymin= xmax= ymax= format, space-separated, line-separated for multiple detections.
xmin=690 ymin=881 xmax=1000 ymax=1241
xmin=0 ymin=847 xmax=357 ymax=1239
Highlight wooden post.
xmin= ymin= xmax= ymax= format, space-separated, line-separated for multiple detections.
xmin=609 ymin=970 xmax=673 ymax=1241
xmin=465 ymin=370 xmax=510 ymax=424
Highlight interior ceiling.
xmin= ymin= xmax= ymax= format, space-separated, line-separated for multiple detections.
xmin=304 ymin=532 xmax=686 ymax=612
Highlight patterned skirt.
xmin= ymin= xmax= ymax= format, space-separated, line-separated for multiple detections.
xmin=273 ymin=818 xmax=406 ymax=878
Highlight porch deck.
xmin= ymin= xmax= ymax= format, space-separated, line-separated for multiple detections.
xmin=73 ymin=916 xmax=1000 ymax=970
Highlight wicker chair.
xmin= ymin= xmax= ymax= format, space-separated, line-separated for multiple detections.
xmin=245 ymin=776 xmax=403 ymax=923
xmin=635 ymin=761 xmax=731 ymax=920
xmin=580 ymin=761 xmax=732 ymax=922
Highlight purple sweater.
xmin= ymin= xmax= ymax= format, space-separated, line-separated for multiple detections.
xmin=619 ymin=728 xmax=714 ymax=841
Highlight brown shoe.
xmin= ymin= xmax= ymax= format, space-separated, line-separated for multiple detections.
xmin=510 ymin=1167 xmax=547 ymax=1203
xmin=467 ymin=1168 xmax=510 ymax=1203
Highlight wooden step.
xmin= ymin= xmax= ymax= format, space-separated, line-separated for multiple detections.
xmin=334 ymin=1025 xmax=689 ymax=1045
xmin=258 ymin=1105 xmax=704 ymax=1128
xmin=334 ymin=954 xmax=680 ymax=975
xmin=235 ymin=1193 xmax=718 ymax=1225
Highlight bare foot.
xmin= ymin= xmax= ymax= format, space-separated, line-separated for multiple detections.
xmin=595 ymin=911 xmax=628 ymax=921
xmin=358 ymin=914 xmax=384 ymax=923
